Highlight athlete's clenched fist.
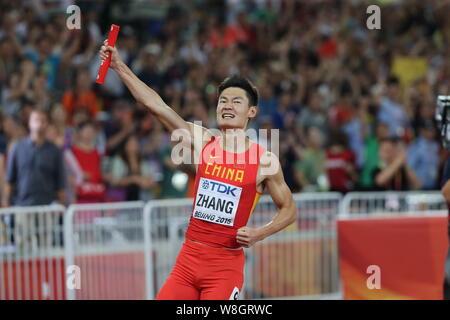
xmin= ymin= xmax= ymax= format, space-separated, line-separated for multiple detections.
xmin=236 ymin=226 xmax=262 ymax=248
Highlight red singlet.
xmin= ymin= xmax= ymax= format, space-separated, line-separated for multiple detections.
xmin=185 ymin=135 xmax=265 ymax=248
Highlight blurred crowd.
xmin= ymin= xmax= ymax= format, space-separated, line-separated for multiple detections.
xmin=1 ymin=0 xmax=450 ymax=206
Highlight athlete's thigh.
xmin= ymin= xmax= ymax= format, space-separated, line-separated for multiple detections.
xmin=199 ymin=255 xmax=245 ymax=300
xmin=199 ymin=276 xmax=243 ymax=300
xmin=156 ymin=242 xmax=200 ymax=300
xmin=156 ymin=275 xmax=200 ymax=300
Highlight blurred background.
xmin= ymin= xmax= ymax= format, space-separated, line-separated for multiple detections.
xmin=1 ymin=0 xmax=450 ymax=205
xmin=0 ymin=0 xmax=449 ymax=301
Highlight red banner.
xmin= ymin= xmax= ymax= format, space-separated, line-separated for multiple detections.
xmin=338 ymin=215 xmax=448 ymax=300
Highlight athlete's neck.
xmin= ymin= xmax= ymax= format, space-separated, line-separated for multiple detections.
xmin=220 ymin=128 xmax=250 ymax=153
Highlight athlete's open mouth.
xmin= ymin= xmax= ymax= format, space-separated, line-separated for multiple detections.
xmin=222 ymin=113 xmax=236 ymax=119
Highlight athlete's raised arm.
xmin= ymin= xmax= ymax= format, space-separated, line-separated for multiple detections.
xmin=99 ymin=41 xmax=212 ymax=143
xmin=236 ymin=151 xmax=297 ymax=248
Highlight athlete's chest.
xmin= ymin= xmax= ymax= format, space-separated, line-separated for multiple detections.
xmin=193 ymin=163 xmax=257 ymax=227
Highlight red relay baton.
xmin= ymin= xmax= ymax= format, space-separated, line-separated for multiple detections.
xmin=96 ymin=24 xmax=120 ymax=84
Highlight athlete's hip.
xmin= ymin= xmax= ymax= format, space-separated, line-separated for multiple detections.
xmin=185 ymin=219 xmax=245 ymax=249
xmin=183 ymin=238 xmax=244 ymax=256
xmin=170 ymin=240 xmax=245 ymax=284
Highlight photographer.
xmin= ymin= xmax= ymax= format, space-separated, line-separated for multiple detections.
xmin=440 ymin=157 xmax=450 ymax=300
xmin=437 ymin=96 xmax=450 ymax=300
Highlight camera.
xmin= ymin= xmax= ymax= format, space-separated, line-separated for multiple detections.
xmin=435 ymin=95 xmax=450 ymax=149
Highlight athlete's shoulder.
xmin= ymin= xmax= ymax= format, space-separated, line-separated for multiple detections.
xmin=187 ymin=121 xmax=216 ymax=146
xmin=258 ymin=150 xmax=281 ymax=177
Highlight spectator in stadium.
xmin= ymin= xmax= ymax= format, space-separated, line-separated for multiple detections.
xmin=2 ymin=113 xmax=27 ymax=153
xmin=340 ymin=94 xmax=369 ymax=169
xmin=2 ymin=109 xmax=65 ymax=207
xmin=377 ymin=76 xmax=410 ymax=138
xmin=0 ymin=37 xmax=21 ymax=86
xmin=31 ymin=69 xmax=53 ymax=110
xmin=62 ymin=67 xmax=102 ymax=124
xmin=24 ymin=35 xmax=61 ymax=91
xmin=0 ymin=0 xmax=448 ymax=200
xmin=272 ymin=90 xmax=300 ymax=131
xmin=294 ymin=126 xmax=327 ymax=192
xmin=407 ymin=121 xmax=440 ymax=190
xmin=135 ymin=43 xmax=163 ymax=90
xmin=325 ymin=129 xmax=358 ymax=193
xmin=208 ymin=15 xmax=239 ymax=49
xmin=70 ymin=121 xmax=105 ymax=204
xmin=0 ymin=112 xmax=7 ymax=201
xmin=258 ymin=83 xmax=278 ymax=120
xmin=329 ymin=92 xmax=355 ymax=129
xmin=103 ymin=135 xmax=156 ymax=202
xmin=45 ymin=103 xmax=73 ymax=150
xmin=1 ymin=59 xmax=35 ymax=116
xmin=103 ymin=100 xmax=136 ymax=156
xmin=359 ymin=121 xmax=390 ymax=191
xmin=72 ymin=107 xmax=90 ymax=128
xmin=371 ymin=137 xmax=421 ymax=191
xmin=296 ymin=92 xmax=328 ymax=146
xmin=158 ymin=143 xmax=189 ymax=199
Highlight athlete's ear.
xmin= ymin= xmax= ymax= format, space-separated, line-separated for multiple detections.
xmin=248 ymin=105 xmax=258 ymax=119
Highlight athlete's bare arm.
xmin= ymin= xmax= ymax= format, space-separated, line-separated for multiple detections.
xmin=236 ymin=151 xmax=297 ymax=248
xmin=442 ymin=179 xmax=450 ymax=203
xmin=99 ymin=42 xmax=213 ymax=152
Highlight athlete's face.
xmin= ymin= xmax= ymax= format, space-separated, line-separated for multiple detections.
xmin=216 ymin=87 xmax=257 ymax=129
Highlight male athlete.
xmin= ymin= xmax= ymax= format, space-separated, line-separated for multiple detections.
xmin=100 ymin=40 xmax=297 ymax=300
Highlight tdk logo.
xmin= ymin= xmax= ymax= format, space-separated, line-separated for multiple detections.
xmin=209 ymin=181 xmax=238 ymax=196
xmin=202 ymin=180 xmax=210 ymax=190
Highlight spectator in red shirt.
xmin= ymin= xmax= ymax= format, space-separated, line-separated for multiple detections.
xmin=318 ymin=35 xmax=338 ymax=60
xmin=329 ymin=93 xmax=355 ymax=128
xmin=209 ymin=16 xmax=239 ymax=49
xmin=234 ymin=12 xmax=256 ymax=46
xmin=325 ymin=129 xmax=358 ymax=193
xmin=70 ymin=121 xmax=105 ymax=203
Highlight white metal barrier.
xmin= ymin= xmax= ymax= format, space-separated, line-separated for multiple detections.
xmin=64 ymin=201 xmax=145 ymax=300
xmin=339 ymin=191 xmax=447 ymax=218
xmin=0 ymin=205 xmax=66 ymax=300
xmin=1 ymin=191 xmax=447 ymax=300
xmin=143 ymin=192 xmax=342 ymax=299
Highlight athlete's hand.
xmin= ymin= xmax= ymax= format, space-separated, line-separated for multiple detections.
xmin=236 ymin=227 xmax=263 ymax=248
xmin=99 ymin=39 xmax=122 ymax=70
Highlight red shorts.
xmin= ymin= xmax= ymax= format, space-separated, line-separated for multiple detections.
xmin=156 ymin=240 xmax=245 ymax=300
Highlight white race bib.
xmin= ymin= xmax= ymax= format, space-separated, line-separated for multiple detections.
xmin=192 ymin=177 xmax=242 ymax=226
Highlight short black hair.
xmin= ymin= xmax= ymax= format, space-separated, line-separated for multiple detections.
xmin=379 ymin=136 xmax=400 ymax=145
xmin=387 ymin=76 xmax=400 ymax=86
xmin=217 ymin=75 xmax=259 ymax=107
xmin=76 ymin=120 xmax=96 ymax=132
xmin=328 ymin=129 xmax=348 ymax=148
